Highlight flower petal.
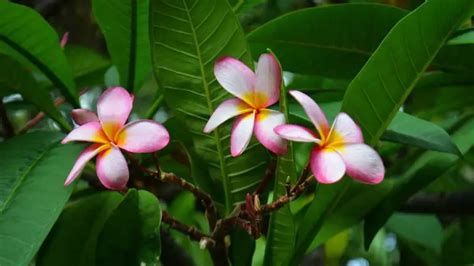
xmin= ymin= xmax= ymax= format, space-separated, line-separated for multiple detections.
xmin=254 ymin=53 xmax=281 ymax=107
xmin=274 ymin=124 xmax=320 ymax=143
xmin=64 ymin=144 xmax=108 ymax=186
xmin=289 ymin=90 xmax=330 ymax=138
xmin=214 ymin=57 xmax=256 ymax=106
xmin=335 ymin=144 xmax=384 ymax=184
xmin=310 ymin=147 xmax=346 ymax=184
xmin=327 ymin=112 xmax=363 ymax=145
xmin=97 ymin=87 xmax=134 ymax=140
xmin=71 ymin=109 xmax=99 ymax=125
xmin=116 ymin=120 xmax=170 ymax=153
xmin=203 ymin=98 xmax=253 ymax=133
xmin=231 ymin=111 xmax=256 ymax=157
xmin=96 ymin=146 xmax=129 ymax=190
xmin=254 ymin=109 xmax=287 ymax=155
xmin=61 ymin=122 xmax=108 ymax=144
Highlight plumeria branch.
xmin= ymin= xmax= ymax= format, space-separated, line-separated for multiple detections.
xmin=162 ymin=211 xmax=214 ymax=244
xmin=129 ymin=154 xmax=218 ymax=229
xmin=259 ymin=175 xmax=315 ymax=214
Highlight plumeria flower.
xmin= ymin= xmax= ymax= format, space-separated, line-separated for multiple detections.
xmin=62 ymin=87 xmax=170 ymax=190
xmin=203 ymin=54 xmax=287 ymax=157
xmin=275 ymin=91 xmax=384 ymax=184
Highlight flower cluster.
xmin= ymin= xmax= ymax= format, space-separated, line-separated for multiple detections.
xmin=62 ymin=53 xmax=384 ymax=190
xmin=205 ymin=53 xmax=385 ymax=184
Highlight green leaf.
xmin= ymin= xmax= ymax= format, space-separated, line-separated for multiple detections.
xmin=65 ymin=45 xmax=111 ymax=89
xmin=264 ymin=54 xmax=297 ymax=266
xmin=381 ymin=112 xmax=460 ymax=155
xmin=37 ymin=191 xmax=124 ymax=266
xmin=386 ymin=213 xmax=443 ymax=253
xmin=96 ymin=190 xmax=161 ymax=266
xmin=93 ymin=0 xmax=151 ymax=92
xmin=0 ymin=132 xmax=82 ymax=266
xmin=442 ymin=217 xmax=474 ymax=265
xmin=307 ymin=181 xmax=394 ymax=250
xmin=364 ymin=118 xmax=474 ymax=249
xmin=248 ymin=4 xmax=474 ymax=80
xmin=447 ymin=29 xmax=474 ymax=45
xmin=341 ymin=0 xmax=474 ymax=145
xmin=0 ymin=2 xmax=78 ymax=106
xmin=289 ymin=180 xmax=349 ymax=265
xmin=0 ymin=55 xmax=71 ymax=131
xmin=150 ymin=0 xmax=269 ymax=213
xmin=248 ymin=4 xmax=407 ymax=79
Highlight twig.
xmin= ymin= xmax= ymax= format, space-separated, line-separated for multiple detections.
xmin=160 ymin=172 xmax=218 ymax=228
xmin=259 ymin=175 xmax=314 ymax=214
xmin=162 ymin=211 xmax=213 ymax=244
xmin=0 ymin=100 xmax=14 ymax=138
xmin=128 ymin=154 xmax=218 ymax=229
xmin=18 ymin=88 xmax=89 ymax=134
xmin=253 ymin=161 xmax=276 ymax=195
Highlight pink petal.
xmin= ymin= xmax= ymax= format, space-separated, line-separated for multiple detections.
xmin=327 ymin=112 xmax=363 ymax=145
xmin=289 ymin=90 xmax=330 ymax=138
xmin=203 ymin=98 xmax=253 ymax=133
xmin=214 ymin=57 xmax=256 ymax=106
xmin=60 ymin=32 xmax=69 ymax=49
xmin=254 ymin=109 xmax=287 ymax=155
xmin=274 ymin=124 xmax=320 ymax=143
xmin=96 ymin=146 xmax=129 ymax=190
xmin=335 ymin=144 xmax=384 ymax=184
xmin=61 ymin=122 xmax=109 ymax=144
xmin=116 ymin=120 xmax=170 ymax=153
xmin=231 ymin=112 xmax=256 ymax=157
xmin=64 ymin=144 xmax=108 ymax=186
xmin=254 ymin=53 xmax=281 ymax=107
xmin=71 ymin=109 xmax=99 ymax=125
xmin=310 ymin=147 xmax=346 ymax=184
xmin=97 ymin=87 xmax=134 ymax=140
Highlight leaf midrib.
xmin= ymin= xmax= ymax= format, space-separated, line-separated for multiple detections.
xmin=0 ymin=139 xmax=58 ymax=214
xmin=181 ymin=0 xmax=232 ymax=213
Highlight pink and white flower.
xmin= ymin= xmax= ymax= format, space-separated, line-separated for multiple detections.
xmin=275 ymin=91 xmax=384 ymax=184
xmin=204 ymin=54 xmax=287 ymax=157
xmin=62 ymin=87 xmax=170 ymax=190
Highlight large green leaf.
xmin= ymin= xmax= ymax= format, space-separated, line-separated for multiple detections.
xmin=92 ymin=0 xmax=151 ymax=92
xmin=264 ymin=57 xmax=297 ymax=266
xmin=96 ymin=190 xmax=162 ymax=266
xmin=306 ymin=181 xmax=394 ymax=250
xmin=150 ymin=0 xmax=269 ymax=213
xmin=0 ymin=55 xmax=71 ymax=131
xmin=37 ymin=191 xmax=124 ymax=266
xmin=381 ymin=112 xmax=460 ymax=155
xmin=248 ymin=4 xmax=474 ymax=80
xmin=0 ymin=132 xmax=82 ymax=266
xmin=341 ymin=0 xmax=474 ymax=145
xmin=248 ymin=4 xmax=406 ymax=79
xmin=386 ymin=213 xmax=443 ymax=253
xmin=0 ymin=2 xmax=78 ymax=106
xmin=364 ymin=118 xmax=474 ymax=249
